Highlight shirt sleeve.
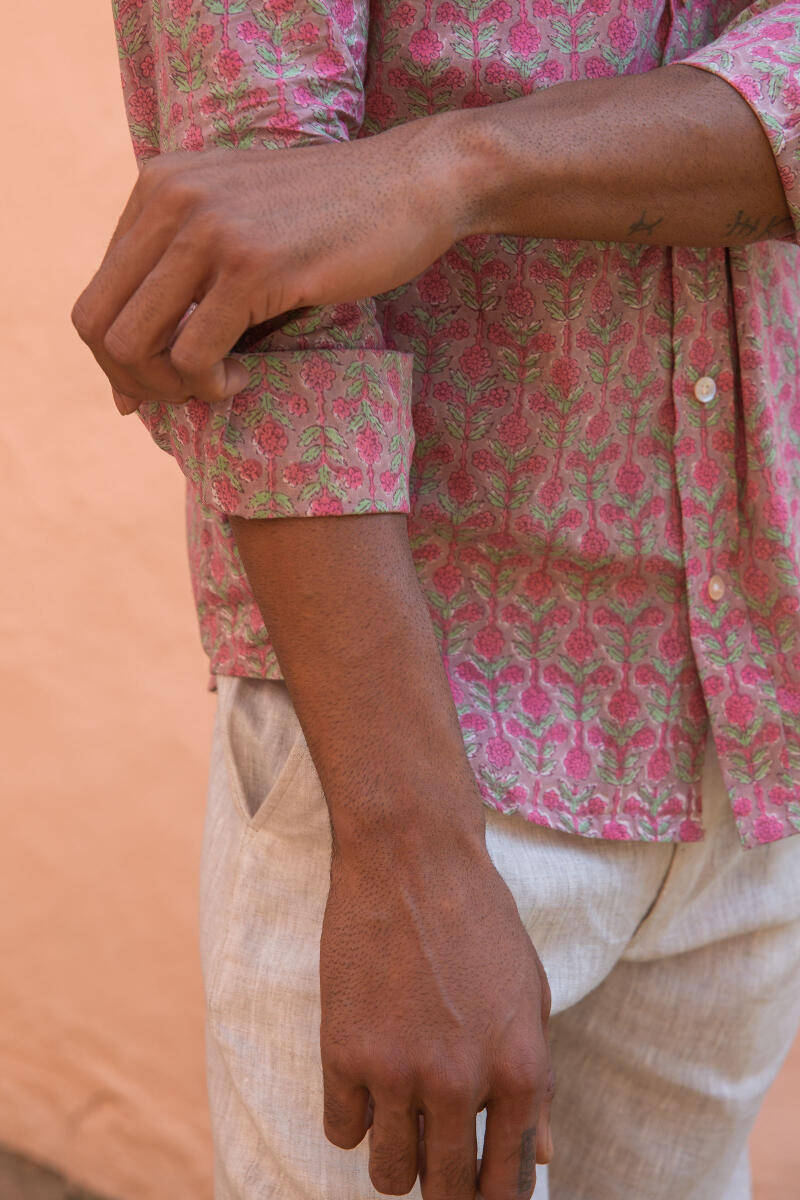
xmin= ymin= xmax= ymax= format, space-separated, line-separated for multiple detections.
xmin=111 ymin=0 xmax=415 ymax=518
xmin=666 ymin=0 xmax=800 ymax=247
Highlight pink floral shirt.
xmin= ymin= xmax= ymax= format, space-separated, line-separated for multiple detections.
xmin=113 ymin=0 xmax=800 ymax=848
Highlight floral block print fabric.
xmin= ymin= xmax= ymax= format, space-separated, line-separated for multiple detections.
xmin=113 ymin=0 xmax=800 ymax=848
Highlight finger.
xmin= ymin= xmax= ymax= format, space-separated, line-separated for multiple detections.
xmin=72 ymin=210 xmax=178 ymax=356
xmin=367 ymin=1096 xmax=419 ymax=1196
xmin=168 ymin=279 xmax=253 ymax=377
xmin=111 ymin=387 xmax=140 ymax=416
xmin=419 ymin=1102 xmax=477 ymax=1200
xmin=103 ymin=242 xmax=208 ymax=366
xmin=478 ymin=1097 xmax=538 ymax=1200
xmin=90 ymin=332 xmax=188 ymax=407
xmin=168 ymin=283 xmax=253 ymax=401
xmin=322 ymin=1066 xmax=372 ymax=1151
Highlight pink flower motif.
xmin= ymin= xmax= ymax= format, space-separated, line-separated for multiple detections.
xmin=238 ymin=458 xmax=263 ymax=483
xmin=608 ymin=15 xmax=637 ymax=54
xmin=647 ymin=748 xmax=670 ymax=782
xmin=182 ymin=125 xmax=204 ymax=150
xmin=585 ymin=56 xmax=616 ymax=78
xmin=409 ymin=28 xmax=443 ymax=67
xmin=169 ymin=0 xmax=193 ymax=23
xmin=496 ymin=412 xmax=530 ymax=449
xmin=754 ymin=813 xmax=785 ymax=843
xmin=310 ymin=492 xmax=345 ymax=516
xmin=459 ymin=345 xmax=492 ymax=383
xmin=524 ymin=572 xmax=553 ymax=603
xmin=657 ymin=629 xmax=687 ymax=664
xmin=355 ymin=427 xmax=382 ymax=464
xmin=197 ymin=23 xmax=214 ymax=44
xmin=580 ymin=529 xmax=609 ymax=560
xmin=140 ymin=54 xmax=155 ymax=78
xmin=333 ymin=0 xmax=355 ymax=26
xmin=565 ymin=627 xmax=595 ymax=664
xmin=485 ymin=62 xmax=508 ymax=85
xmin=693 ymin=457 xmax=720 ymax=492
xmin=253 ymin=417 xmax=288 ymax=457
xmin=608 ymin=688 xmax=640 ymax=722
xmin=314 ymin=50 xmax=346 ymax=79
xmin=506 ymin=286 xmax=535 ymax=318
xmin=615 ymin=463 xmax=645 ymax=499
xmin=600 ymin=819 xmax=630 ymax=840
xmin=521 ymin=687 xmax=551 ymax=720
xmin=237 ymin=20 xmax=265 ymax=43
xmin=447 ymin=469 xmax=476 ymax=503
xmin=508 ymin=20 xmax=541 ymax=57
xmin=500 ymin=664 xmax=526 ymax=684
xmin=551 ymin=356 xmax=581 ymax=395
xmin=129 ymin=86 xmax=157 ymax=123
xmin=678 ymin=819 xmax=703 ymax=842
xmin=617 ymin=575 xmax=646 ymax=606
xmin=283 ymin=462 xmax=307 ymax=486
xmin=724 ymin=692 xmax=756 ymax=728
xmin=565 ymin=748 xmax=591 ymax=780
xmin=301 ymin=357 xmax=336 ymax=390
xmin=586 ymin=410 xmax=610 ymax=443
xmin=475 ymin=627 xmax=505 ymax=659
xmin=591 ymin=279 xmax=613 ymax=314
xmin=418 ymin=268 xmax=451 ymax=304
xmin=487 ymin=736 xmax=514 ymax=768
xmin=215 ymin=48 xmax=243 ymax=83
xmin=186 ymin=398 xmax=209 ymax=431
xmin=689 ymin=339 xmax=715 ymax=375
xmin=433 ymin=563 xmax=463 ymax=600
xmin=393 ymin=2 xmax=418 ymax=26
xmin=768 ymin=786 xmax=794 ymax=807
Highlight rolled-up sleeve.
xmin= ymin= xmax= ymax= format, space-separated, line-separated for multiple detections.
xmin=667 ymin=0 xmax=800 ymax=246
xmin=111 ymin=0 xmax=415 ymax=518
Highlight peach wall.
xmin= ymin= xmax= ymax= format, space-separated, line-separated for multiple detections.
xmin=0 ymin=3 xmax=796 ymax=1199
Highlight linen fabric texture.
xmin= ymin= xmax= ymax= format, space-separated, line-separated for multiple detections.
xmin=113 ymin=0 xmax=800 ymax=847
xmin=202 ymin=673 xmax=800 ymax=1199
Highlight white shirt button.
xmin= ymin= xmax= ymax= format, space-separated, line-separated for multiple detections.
xmin=694 ymin=375 xmax=717 ymax=404
xmin=708 ymin=574 xmax=726 ymax=601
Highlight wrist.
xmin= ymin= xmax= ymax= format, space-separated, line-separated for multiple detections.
xmin=400 ymin=106 xmax=502 ymax=245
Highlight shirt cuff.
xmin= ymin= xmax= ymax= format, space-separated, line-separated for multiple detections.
xmin=671 ymin=2 xmax=800 ymax=246
xmin=137 ymin=348 xmax=415 ymax=518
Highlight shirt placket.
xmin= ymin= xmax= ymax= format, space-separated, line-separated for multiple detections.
xmin=670 ymin=245 xmax=786 ymax=846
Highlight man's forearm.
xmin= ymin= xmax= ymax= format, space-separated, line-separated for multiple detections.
xmin=443 ymin=63 xmax=790 ymax=247
xmin=229 ymin=513 xmax=487 ymax=857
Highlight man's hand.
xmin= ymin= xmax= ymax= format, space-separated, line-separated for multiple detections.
xmin=228 ymin=511 xmax=555 ymax=1198
xmin=321 ymin=830 xmax=554 ymax=1200
xmin=70 ymin=117 xmax=470 ymax=414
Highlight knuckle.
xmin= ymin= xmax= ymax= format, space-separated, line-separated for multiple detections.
xmin=423 ymin=1067 xmax=476 ymax=1108
xmin=494 ymin=1061 xmax=541 ymax=1104
xmin=369 ymin=1059 xmax=415 ymax=1098
xmin=102 ymin=328 xmax=139 ymax=366
xmin=169 ymin=345 xmax=205 ymax=379
xmin=71 ymin=302 xmax=100 ymax=344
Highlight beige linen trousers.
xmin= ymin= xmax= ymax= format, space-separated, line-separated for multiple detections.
xmin=200 ymin=675 xmax=800 ymax=1200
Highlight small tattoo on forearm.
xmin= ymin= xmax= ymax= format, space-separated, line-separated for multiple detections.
xmin=725 ymin=209 xmax=760 ymax=237
xmin=763 ymin=213 xmax=794 ymax=236
xmin=517 ymin=1126 xmax=537 ymax=1194
xmin=629 ymin=209 xmax=664 ymax=236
